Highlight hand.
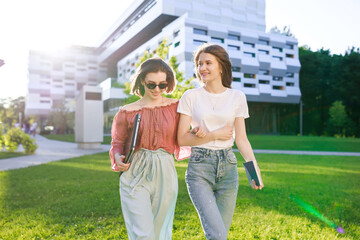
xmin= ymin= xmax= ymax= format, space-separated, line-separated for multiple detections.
xmin=251 ymin=179 xmax=264 ymax=190
xmin=115 ymin=153 xmax=130 ymax=172
xmin=213 ymin=126 xmax=233 ymax=140
xmin=192 ymin=121 xmax=208 ymax=138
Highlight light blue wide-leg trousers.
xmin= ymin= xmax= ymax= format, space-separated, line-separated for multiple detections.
xmin=120 ymin=148 xmax=178 ymax=240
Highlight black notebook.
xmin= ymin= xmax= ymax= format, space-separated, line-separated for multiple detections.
xmin=243 ymin=161 xmax=260 ymax=186
xmin=124 ymin=113 xmax=141 ymax=164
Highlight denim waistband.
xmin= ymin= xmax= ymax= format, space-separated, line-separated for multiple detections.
xmin=191 ymin=147 xmax=233 ymax=155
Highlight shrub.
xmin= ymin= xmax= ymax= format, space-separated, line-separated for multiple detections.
xmin=2 ymin=127 xmax=37 ymax=154
xmin=3 ymin=127 xmax=23 ymax=152
xmin=21 ymin=134 xmax=38 ymax=154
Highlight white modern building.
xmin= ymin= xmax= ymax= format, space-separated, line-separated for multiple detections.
xmin=26 ymin=0 xmax=302 ymax=134
xmin=97 ymin=0 xmax=301 ymax=105
xmin=25 ymin=46 xmax=107 ymax=116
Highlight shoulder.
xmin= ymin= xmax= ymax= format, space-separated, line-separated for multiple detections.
xmin=120 ymin=100 xmax=141 ymax=111
xmin=164 ymin=98 xmax=178 ymax=105
xmin=180 ymin=87 xmax=203 ymax=99
xmin=228 ymin=88 xmax=247 ymax=99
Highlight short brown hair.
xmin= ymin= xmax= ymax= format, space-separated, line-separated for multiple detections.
xmin=131 ymin=57 xmax=176 ymax=97
xmin=193 ymin=44 xmax=232 ymax=88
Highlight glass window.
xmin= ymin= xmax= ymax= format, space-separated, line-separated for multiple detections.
xmin=258 ymin=49 xmax=269 ymax=55
xmin=232 ymin=66 xmax=241 ymax=72
xmin=285 ymin=72 xmax=294 ymax=78
xmin=286 ymin=54 xmax=294 ymax=58
xmin=244 ymin=83 xmax=256 ymax=88
xmin=273 ymin=85 xmax=284 ymax=90
xmin=211 ymin=37 xmax=224 ymax=44
xmin=258 ymin=69 xmax=269 ymax=75
xmin=232 ymin=77 xmax=241 ymax=82
xmin=272 ymin=56 xmax=283 ymax=61
xmin=244 ymin=42 xmax=255 ymax=48
xmin=273 ymin=76 xmax=283 ymax=81
xmin=174 ymin=41 xmax=180 ymax=47
xmin=243 ymin=52 xmax=255 ymax=58
xmin=286 ymin=82 xmax=295 ymax=86
xmin=259 ymin=80 xmax=270 ymax=84
xmin=194 ymin=28 xmax=207 ymax=35
xmin=228 ymin=45 xmax=240 ymax=51
xmin=228 ymin=34 xmax=240 ymax=41
xmin=258 ymin=39 xmax=269 ymax=45
xmin=285 ymin=44 xmax=294 ymax=49
xmin=244 ymin=73 xmax=255 ymax=78
xmin=193 ymin=39 xmax=207 ymax=45
xmin=272 ymin=46 xmax=283 ymax=52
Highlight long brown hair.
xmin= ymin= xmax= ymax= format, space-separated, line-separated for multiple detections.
xmin=131 ymin=57 xmax=176 ymax=97
xmin=193 ymin=43 xmax=232 ymax=88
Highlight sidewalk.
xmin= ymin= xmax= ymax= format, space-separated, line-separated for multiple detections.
xmin=1 ymin=135 xmax=359 ymax=172
xmin=0 ymin=135 xmax=111 ymax=171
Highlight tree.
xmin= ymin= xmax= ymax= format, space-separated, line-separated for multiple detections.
xmin=123 ymin=38 xmax=194 ymax=104
xmin=269 ymin=25 xmax=295 ymax=37
xmin=46 ymin=98 xmax=74 ymax=134
xmin=327 ymin=101 xmax=352 ymax=136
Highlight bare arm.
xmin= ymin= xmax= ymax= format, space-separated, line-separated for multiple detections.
xmin=177 ymin=113 xmax=233 ymax=146
xmin=234 ymin=117 xmax=264 ymax=189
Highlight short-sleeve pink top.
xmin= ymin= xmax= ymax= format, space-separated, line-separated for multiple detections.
xmin=109 ymin=101 xmax=190 ymax=171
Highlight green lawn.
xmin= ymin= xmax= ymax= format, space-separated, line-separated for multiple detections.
xmin=0 ymin=152 xmax=27 ymax=160
xmin=43 ymin=134 xmax=360 ymax=152
xmin=1 ymin=152 xmax=359 ymax=239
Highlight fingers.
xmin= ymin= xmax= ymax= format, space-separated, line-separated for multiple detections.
xmin=115 ymin=154 xmax=130 ymax=172
xmin=195 ymin=128 xmax=207 ymax=138
xmin=251 ymin=180 xmax=264 ymax=190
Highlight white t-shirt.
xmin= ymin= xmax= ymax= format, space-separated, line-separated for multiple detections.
xmin=177 ymin=87 xmax=249 ymax=149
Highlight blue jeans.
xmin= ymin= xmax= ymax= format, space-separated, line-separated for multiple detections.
xmin=185 ymin=147 xmax=239 ymax=240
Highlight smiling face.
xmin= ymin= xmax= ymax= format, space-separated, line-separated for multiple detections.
xmin=142 ymin=71 xmax=168 ymax=100
xmin=197 ymin=52 xmax=222 ymax=84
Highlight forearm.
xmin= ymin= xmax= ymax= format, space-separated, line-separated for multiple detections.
xmin=178 ymin=131 xmax=215 ymax=146
xmin=236 ymin=138 xmax=263 ymax=185
xmin=235 ymin=138 xmax=256 ymax=161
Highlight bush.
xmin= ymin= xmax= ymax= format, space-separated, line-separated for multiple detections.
xmin=2 ymin=127 xmax=37 ymax=154
xmin=3 ymin=127 xmax=23 ymax=152
xmin=21 ymin=134 xmax=38 ymax=154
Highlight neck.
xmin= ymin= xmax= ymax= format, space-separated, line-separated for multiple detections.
xmin=204 ymin=80 xmax=227 ymax=93
xmin=140 ymin=95 xmax=164 ymax=107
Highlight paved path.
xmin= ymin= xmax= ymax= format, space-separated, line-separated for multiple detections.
xmin=0 ymin=135 xmax=111 ymax=171
xmin=1 ymin=135 xmax=359 ymax=171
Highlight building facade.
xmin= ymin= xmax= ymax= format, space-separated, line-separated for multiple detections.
xmin=98 ymin=0 xmax=301 ymax=105
xmin=25 ymin=46 xmax=107 ymax=116
xmin=26 ymin=0 xmax=301 ymax=134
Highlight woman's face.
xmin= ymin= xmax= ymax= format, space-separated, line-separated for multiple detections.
xmin=142 ymin=71 xmax=168 ymax=100
xmin=197 ymin=52 xmax=222 ymax=84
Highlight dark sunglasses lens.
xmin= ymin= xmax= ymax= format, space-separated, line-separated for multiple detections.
xmin=146 ymin=83 xmax=156 ymax=89
xmin=159 ymin=84 xmax=168 ymax=89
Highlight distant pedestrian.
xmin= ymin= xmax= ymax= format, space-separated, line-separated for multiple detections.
xmin=24 ymin=120 xmax=30 ymax=134
xmin=30 ymin=121 xmax=37 ymax=137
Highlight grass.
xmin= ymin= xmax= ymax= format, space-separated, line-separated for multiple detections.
xmin=43 ymin=134 xmax=360 ymax=152
xmin=0 ymin=151 xmax=27 ymax=160
xmin=0 ymin=152 xmax=359 ymax=239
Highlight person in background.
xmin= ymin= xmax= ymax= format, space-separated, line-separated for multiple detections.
xmin=110 ymin=57 xmax=189 ymax=240
xmin=30 ymin=121 xmax=37 ymax=137
xmin=177 ymin=43 xmax=264 ymax=240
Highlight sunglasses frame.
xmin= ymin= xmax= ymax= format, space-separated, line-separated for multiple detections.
xmin=144 ymin=82 xmax=168 ymax=90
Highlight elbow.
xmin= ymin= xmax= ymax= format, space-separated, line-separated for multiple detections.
xmin=177 ymin=136 xmax=186 ymax=146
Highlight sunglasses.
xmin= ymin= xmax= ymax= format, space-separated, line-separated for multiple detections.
xmin=145 ymin=82 xmax=168 ymax=90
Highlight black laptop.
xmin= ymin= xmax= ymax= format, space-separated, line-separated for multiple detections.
xmin=123 ymin=113 xmax=141 ymax=164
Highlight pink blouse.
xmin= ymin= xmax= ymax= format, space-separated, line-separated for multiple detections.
xmin=109 ymin=101 xmax=190 ymax=171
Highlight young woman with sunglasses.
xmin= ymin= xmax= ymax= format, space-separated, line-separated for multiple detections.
xmin=177 ymin=44 xmax=264 ymax=240
xmin=110 ymin=57 xmax=189 ymax=239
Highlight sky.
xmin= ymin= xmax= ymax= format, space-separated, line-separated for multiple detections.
xmin=0 ymin=0 xmax=359 ymax=100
